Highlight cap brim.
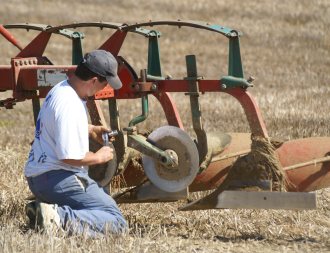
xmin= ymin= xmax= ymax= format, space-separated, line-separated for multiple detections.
xmin=106 ymin=75 xmax=122 ymax=90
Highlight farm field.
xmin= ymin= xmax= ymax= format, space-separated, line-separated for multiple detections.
xmin=0 ymin=0 xmax=329 ymax=252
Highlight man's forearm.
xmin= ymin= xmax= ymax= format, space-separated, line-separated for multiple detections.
xmin=62 ymin=151 xmax=102 ymax=167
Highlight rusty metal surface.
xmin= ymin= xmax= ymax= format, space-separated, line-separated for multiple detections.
xmin=46 ymin=22 xmax=161 ymax=38
xmin=121 ymin=133 xmax=251 ymax=189
xmin=121 ymin=133 xmax=330 ymax=193
xmin=192 ymin=136 xmax=330 ymax=192
xmin=3 ymin=23 xmax=84 ymax=40
xmin=47 ymin=22 xmax=122 ymax=32
xmin=3 ymin=23 xmax=50 ymax=31
xmin=122 ymin=20 xmax=241 ymax=38
xmin=190 ymin=132 xmax=252 ymax=191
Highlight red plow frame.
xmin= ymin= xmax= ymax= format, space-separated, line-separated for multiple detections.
xmin=0 ymin=21 xmax=329 ymax=210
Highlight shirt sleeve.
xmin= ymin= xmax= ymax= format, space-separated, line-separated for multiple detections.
xmin=54 ymin=100 xmax=89 ymax=160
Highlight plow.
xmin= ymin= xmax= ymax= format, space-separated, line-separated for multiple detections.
xmin=0 ymin=20 xmax=329 ymax=211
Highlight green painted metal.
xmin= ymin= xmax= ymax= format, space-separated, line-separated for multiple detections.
xmin=56 ymin=28 xmax=85 ymax=40
xmin=185 ymin=55 xmax=208 ymax=163
xmin=127 ymin=134 xmax=176 ymax=167
xmin=146 ymin=74 xmax=165 ymax=81
xmin=147 ymin=30 xmax=162 ymax=77
xmin=71 ymin=32 xmax=84 ymax=64
xmin=220 ymin=76 xmax=252 ymax=89
xmin=136 ymin=28 xmax=161 ymax=38
xmin=208 ymin=24 xmax=238 ymax=37
xmin=108 ymin=98 xmax=126 ymax=173
xmin=108 ymin=98 xmax=121 ymax=131
xmin=129 ymin=69 xmax=150 ymax=127
xmin=228 ymin=37 xmax=244 ymax=78
xmin=128 ymin=95 xmax=149 ymax=127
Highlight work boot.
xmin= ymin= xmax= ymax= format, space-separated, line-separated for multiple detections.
xmin=25 ymin=201 xmax=37 ymax=229
xmin=35 ymin=201 xmax=61 ymax=234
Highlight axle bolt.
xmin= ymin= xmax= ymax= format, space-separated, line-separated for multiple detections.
xmin=164 ymin=149 xmax=179 ymax=168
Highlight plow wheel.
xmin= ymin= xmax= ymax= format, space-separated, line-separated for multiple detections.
xmin=88 ymin=138 xmax=117 ymax=187
xmin=142 ymin=126 xmax=199 ymax=192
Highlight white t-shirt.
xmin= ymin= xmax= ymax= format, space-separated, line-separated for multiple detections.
xmin=24 ymin=80 xmax=89 ymax=177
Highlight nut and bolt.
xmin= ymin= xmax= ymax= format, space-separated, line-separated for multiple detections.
xmin=163 ymin=149 xmax=179 ymax=168
xmin=151 ymin=83 xmax=157 ymax=91
xmin=131 ymin=83 xmax=140 ymax=91
xmin=247 ymin=76 xmax=255 ymax=83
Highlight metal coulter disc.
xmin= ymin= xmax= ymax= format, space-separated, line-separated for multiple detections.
xmin=88 ymin=138 xmax=117 ymax=187
xmin=142 ymin=126 xmax=199 ymax=192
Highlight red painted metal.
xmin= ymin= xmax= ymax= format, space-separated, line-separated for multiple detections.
xmin=153 ymin=92 xmax=184 ymax=129
xmin=190 ymin=133 xmax=252 ymax=191
xmin=94 ymin=85 xmax=114 ymax=99
xmin=13 ymin=63 xmax=76 ymax=91
xmin=224 ymin=89 xmax=268 ymax=138
xmin=16 ymin=32 xmax=51 ymax=58
xmin=0 ymin=25 xmax=23 ymax=50
xmin=121 ymin=133 xmax=330 ymax=192
xmin=99 ymin=30 xmax=127 ymax=56
xmin=0 ymin=66 xmax=13 ymax=90
xmin=278 ymin=137 xmax=330 ymax=191
xmin=0 ymin=21 xmax=329 ymax=198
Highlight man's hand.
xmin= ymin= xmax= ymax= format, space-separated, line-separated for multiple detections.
xmin=89 ymin=124 xmax=110 ymax=145
xmin=95 ymin=146 xmax=114 ymax=163
xmin=62 ymin=146 xmax=114 ymax=167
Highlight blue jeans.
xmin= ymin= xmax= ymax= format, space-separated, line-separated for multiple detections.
xmin=27 ymin=169 xmax=127 ymax=236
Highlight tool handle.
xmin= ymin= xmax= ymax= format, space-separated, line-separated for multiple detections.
xmin=102 ymin=132 xmax=109 ymax=146
xmin=102 ymin=130 xmax=119 ymax=146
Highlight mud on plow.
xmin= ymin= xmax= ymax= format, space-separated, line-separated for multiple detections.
xmin=1 ymin=21 xmax=329 ymax=211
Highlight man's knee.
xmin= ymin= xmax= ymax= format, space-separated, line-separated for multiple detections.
xmin=105 ymin=216 xmax=128 ymax=235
